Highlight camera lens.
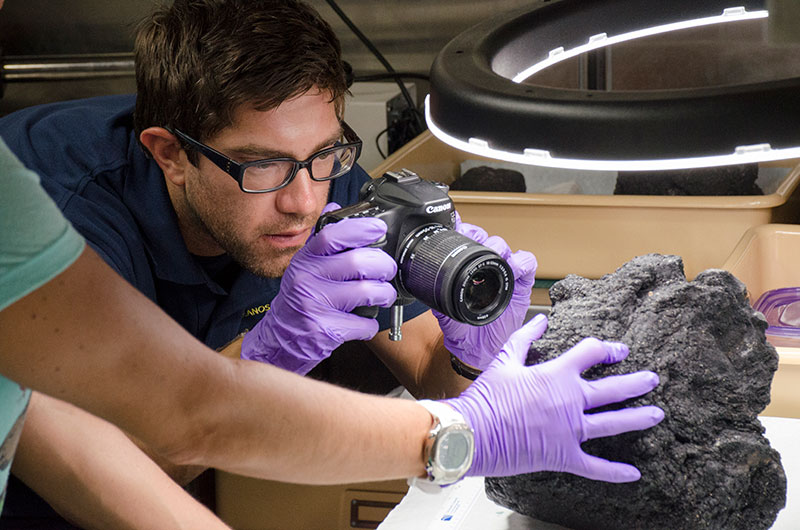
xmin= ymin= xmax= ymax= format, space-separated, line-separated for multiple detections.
xmin=396 ymin=224 xmax=514 ymax=325
xmin=465 ymin=269 xmax=503 ymax=313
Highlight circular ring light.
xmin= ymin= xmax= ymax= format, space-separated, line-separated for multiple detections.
xmin=426 ymin=0 xmax=800 ymax=171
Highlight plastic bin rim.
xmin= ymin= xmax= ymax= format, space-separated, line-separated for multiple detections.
xmin=446 ymin=161 xmax=800 ymax=208
xmin=447 ymin=190 xmax=793 ymax=209
xmin=722 ymin=223 xmax=800 ymax=275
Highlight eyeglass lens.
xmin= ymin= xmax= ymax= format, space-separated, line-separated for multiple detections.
xmin=242 ymin=144 xmax=359 ymax=192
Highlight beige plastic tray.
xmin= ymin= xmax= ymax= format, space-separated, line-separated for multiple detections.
xmin=722 ymin=224 xmax=800 ymax=418
xmin=371 ymin=131 xmax=800 ymax=280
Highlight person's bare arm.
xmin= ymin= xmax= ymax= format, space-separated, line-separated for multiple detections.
xmin=124 ymin=336 xmax=243 ymax=486
xmin=125 ymin=435 xmax=206 ymax=486
xmin=128 ymin=334 xmax=246 ymax=486
xmin=0 ymin=247 xmax=431 ymax=484
xmin=12 ymin=392 xmax=230 ymax=530
xmin=366 ymin=310 xmax=472 ymax=399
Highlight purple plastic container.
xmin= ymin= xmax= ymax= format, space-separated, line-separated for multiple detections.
xmin=753 ymin=287 xmax=800 ymax=347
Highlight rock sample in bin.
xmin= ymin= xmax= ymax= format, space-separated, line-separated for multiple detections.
xmin=485 ymin=254 xmax=786 ymax=530
xmin=449 ymin=166 xmax=526 ymax=192
xmin=614 ymin=163 xmax=762 ymax=195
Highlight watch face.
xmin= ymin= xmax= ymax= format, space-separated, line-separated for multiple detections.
xmin=437 ymin=430 xmax=471 ymax=471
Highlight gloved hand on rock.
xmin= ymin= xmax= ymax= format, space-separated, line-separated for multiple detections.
xmin=241 ymin=203 xmax=397 ymax=374
xmin=434 ymin=212 xmax=537 ymax=372
xmin=446 ymin=314 xmax=664 ymax=482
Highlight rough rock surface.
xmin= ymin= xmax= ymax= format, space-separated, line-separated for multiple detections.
xmin=485 ymin=254 xmax=786 ymax=530
xmin=449 ymin=166 xmax=526 ymax=192
xmin=614 ymin=163 xmax=762 ymax=195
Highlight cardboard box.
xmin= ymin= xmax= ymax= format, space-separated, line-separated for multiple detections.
xmin=215 ymin=473 xmax=408 ymax=530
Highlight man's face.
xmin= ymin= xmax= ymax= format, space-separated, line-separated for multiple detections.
xmin=181 ymin=89 xmax=340 ymax=278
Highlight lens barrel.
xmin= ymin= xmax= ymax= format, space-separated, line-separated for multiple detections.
xmin=397 ymin=224 xmax=514 ymax=325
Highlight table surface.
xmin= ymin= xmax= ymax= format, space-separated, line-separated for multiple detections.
xmin=378 ymin=416 xmax=799 ymax=530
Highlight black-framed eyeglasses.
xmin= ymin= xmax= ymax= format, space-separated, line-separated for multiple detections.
xmin=168 ymin=122 xmax=362 ymax=193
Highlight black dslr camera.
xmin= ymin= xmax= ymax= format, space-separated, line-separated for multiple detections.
xmin=316 ymin=168 xmax=514 ymax=341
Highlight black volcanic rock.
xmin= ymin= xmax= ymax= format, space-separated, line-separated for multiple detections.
xmin=485 ymin=254 xmax=786 ymax=530
xmin=614 ymin=163 xmax=762 ymax=195
xmin=449 ymin=166 xmax=526 ymax=192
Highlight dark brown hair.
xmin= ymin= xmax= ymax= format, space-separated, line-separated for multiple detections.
xmin=133 ymin=0 xmax=347 ymax=151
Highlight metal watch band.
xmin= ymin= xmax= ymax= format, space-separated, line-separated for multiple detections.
xmin=415 ymin=400 xmax=474 ymax=489
xmin=417 ymin=399 xmax=467 ymax=428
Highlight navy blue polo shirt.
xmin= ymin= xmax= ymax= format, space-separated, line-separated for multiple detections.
xmin=0 ymin=94 xmax=430 ymax=525
xmin=0 ymin=94 xmax=427 ymax=349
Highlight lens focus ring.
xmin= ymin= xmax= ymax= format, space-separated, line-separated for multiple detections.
xmin=398 ymin=225 xmax=513 ymax=325
xmin=401 ymin=227 xmax=466 ymax=300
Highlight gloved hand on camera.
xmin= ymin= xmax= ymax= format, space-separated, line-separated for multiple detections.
xmin=241 ymin=203 xmax=397 ymax=375
xmin=433 ymin=212 xmax=537 ymax=372
xmin=446 ymin=314 xmax=664 ymax=482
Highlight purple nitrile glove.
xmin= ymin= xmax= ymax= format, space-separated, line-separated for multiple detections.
xmin=446 ymin=314 xmax=664 ymax=483
xmin=433 ymin=212 xmax=537 ymax=371
xmin=241 ymin=208 xmax=398 ymax=375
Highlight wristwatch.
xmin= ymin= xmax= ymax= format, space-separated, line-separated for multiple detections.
xmin=449 ymin=353 xmax=483 ymax=380
xmin=415 ymin=400 xmax=475 ymax=489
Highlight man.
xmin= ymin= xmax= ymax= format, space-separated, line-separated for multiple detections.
xmin=1 ymin=0 xmax=534 ymax=523
xmin=2 ymin=0 xmax=531 ymax=387
xmin=0 ymin=134 xmax=665 ymax=527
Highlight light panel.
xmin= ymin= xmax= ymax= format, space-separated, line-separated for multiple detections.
xmin=426 ymin=0 xmax=800 ymax=172
xmin=510 ymin=8 xmax=768 ymax=83
xmin=425 ymin=96 xmax=800 ymax=171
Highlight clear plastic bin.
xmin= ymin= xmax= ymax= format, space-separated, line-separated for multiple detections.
xmin=722 ymin=224 xmax=800 ymax=418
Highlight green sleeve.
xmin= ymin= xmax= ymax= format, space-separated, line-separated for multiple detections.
xmin=0 ymin=137 xmax=85 ymax=311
